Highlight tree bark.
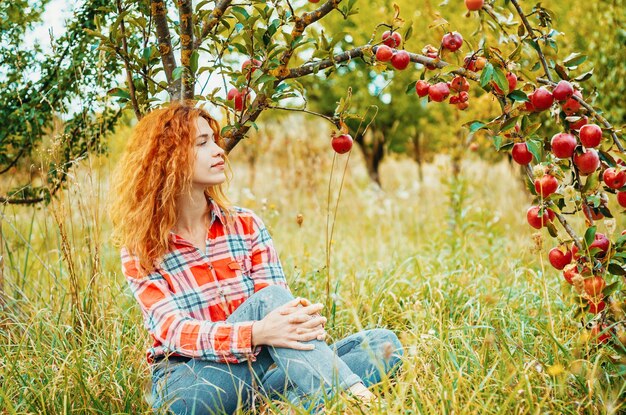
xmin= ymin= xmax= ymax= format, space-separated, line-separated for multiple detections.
xmin=151 ymin=0 xmax=180 ymax=100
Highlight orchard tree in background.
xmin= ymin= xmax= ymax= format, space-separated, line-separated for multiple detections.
xmin=1 ymin=0 xmax=625 ymax=398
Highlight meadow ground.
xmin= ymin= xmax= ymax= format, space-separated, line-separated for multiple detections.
xmin=1 ymin=115 xmax=624 ymax=414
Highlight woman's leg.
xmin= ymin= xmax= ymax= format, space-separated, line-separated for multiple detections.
xmin=152 ymin=285 xmax=363 ymax=414
xmin=152 ymin=349 xmax=274 ymax=415
xmin=261 ymin=328 xmax=404 ymax=398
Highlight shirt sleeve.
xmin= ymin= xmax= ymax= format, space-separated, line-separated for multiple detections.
xmin=121 ymin=248 xmax=258 ymax=363
xmin=248 ymin=212 xmax=291 ymax=293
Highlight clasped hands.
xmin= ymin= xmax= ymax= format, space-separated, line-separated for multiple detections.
xmin=251 ymin=297 xmax=327 ymax=350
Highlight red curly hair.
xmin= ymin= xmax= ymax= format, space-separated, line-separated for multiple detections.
xmin=109 ymin=101 xmax=234 ymax=276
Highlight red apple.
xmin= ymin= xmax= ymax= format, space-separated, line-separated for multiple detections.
xmin=531 ymin=87 xmax=554 ymax=111
xmin=242 ymin=59 xmax=262 ymax=80
xmin=422 ymin=44 xmax=439 ymax=70
xmin=512 ymin=143 xmax=533 ymax=165
xmin=382 ymin=31 xmax=402 ymax=48
xmin=227 ymin=87 xmax=249 ymax=111
xmin=588 ymin=301 xmax=606 ymax=314
xmin=465 ymin=0 xmax=484 ymax=10
xmin=552 ymin=80 xmax=574 ymax=101
xmin=442 ymin=32 xmax=463 ymax=52
xmin=456 ymin=101 xmax=469 ymax=110
xmin=428 ymin=82 xmax=450 ymax=102
xmin=550 ymin=132 xmax=577 ymax=159
xmin=549 ymin=246 xmax=572 ymax=270
xmin=492 ymin=72 xmax=518 ymax=95
xmin=563 ymin=264 xmax=577 ymax=284
xmin=449 ymin=95 xmax=460 ymax=105
xmin=569 ymin=115 xmax=588 ymax=131
xmin=391 ymin=51 xmax=410 ymax=70
xmin=534 ymin=174 xmax=559 ymax=198
xmin=579 ymin=124 xmax=602 ymax=148
xmin=524 ymin=92 xmax=537 ymax=112
xmin=590 ymin=232 xmax=610 ymax=254
xmin=375 ymin=45 xmax=393 ymax=62
xmin=415 ymin=80 xmax=430 ymax=97
xmin=590 ymin=324 xmax=611 ymax=344
xmin=617 ymin=191 xmax=626 ymax=207
xmin=603 ymin=168 xmax=626 ymax=189
xmin=331 ymin=134 xmax=353 ymax=154
xmin=459 ymin=91 xmax=469 ymax=102
xmin=562 ymin=90 xmax=583 ymax=115
xmin=526 ymin=205 xmax=551 ymax=229
xmin=450 ymin=76 xmax=470 ymax=93
xmin=583 ymin=276 xmax=606 ymax=298
xmin=573 ymin=149 xmax=600 ymax=175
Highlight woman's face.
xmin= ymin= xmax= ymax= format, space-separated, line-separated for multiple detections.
xmin=191 ymin=116 xmax=226 ymax=187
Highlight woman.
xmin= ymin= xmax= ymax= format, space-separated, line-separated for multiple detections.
xmin=109 ymin=102 xmax=403 ymax=414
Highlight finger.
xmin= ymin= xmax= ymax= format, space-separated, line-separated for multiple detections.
xmin=288 ymin=341 xmax=315 ymax=351
xmin=299 ymin=329 xmax=326 ymax=342
xmin=296 ymin=325 xmax=326 ymax=335
xmin=298 ymin=303 xmax=324 ymax=316
xmin=278 ymin=298 xmax=304 ymax=315
xmin=288 ymin=313 xmax=314 ymax=324
xmin=298 ymin=316 xmax=327 ymax=329
xmin=279 ymin=298 xmax=313 ymax=315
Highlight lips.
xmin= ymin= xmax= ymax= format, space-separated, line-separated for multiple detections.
xmin=212 ymin=160 xmax=224 ymax=167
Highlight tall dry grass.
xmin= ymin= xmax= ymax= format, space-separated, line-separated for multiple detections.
xmin=0 ymin=113 xmax=624 ymax=414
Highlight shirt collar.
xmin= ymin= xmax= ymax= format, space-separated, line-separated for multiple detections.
xmin=168 ymin=196 xmax=226 ymax=244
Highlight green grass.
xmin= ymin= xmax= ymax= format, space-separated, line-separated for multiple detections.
xmin=1 ymin=117 xmax=625 ymax=414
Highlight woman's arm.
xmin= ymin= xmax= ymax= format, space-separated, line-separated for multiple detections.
xmin=248 ymin=211 xmax=290 ymax=292
xmin=122 ymin=249 xmax=258 ymax=363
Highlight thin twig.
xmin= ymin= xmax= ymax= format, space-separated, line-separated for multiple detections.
xmin=116 ymin=0 xmax=142 ymax=119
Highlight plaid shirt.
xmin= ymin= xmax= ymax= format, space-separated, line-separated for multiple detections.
xmin=121 ymin=199 xmax=289 ymax=364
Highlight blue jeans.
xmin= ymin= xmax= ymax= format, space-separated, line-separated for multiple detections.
xmin=151 ymin=285 xmax=403 ymax=414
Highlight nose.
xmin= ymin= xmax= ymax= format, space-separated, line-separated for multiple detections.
xmin=212 ymin=143 xmax=225 ymax=157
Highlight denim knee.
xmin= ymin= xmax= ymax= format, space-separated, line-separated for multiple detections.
xmin=256 ymin=284 xmax=294 ymax=308
xmin=365 ymin=328 xmax=404 ymax=369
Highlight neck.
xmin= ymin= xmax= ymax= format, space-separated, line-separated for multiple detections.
xmin=174 ymin=185 xmax=210 ymax=234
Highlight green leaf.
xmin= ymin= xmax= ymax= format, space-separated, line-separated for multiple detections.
xmin=468 ymin=121 xmax=486 ymax=133
xmin=405 ymin=81 xmax=417 ymax=95
xmin=524 ymin=39 xmax=541 ymax=54
xmin=582 ymin=172 xmax=599 ymax=193
xmin=492 ymin=66 xmax=508 ymax=94
xmin=574 ymin=69 xmax=594 ymax=82
xmin=500 ymin=116 xmax=519 ymax=133
xmin=563 ymin=53 xmax=587 ymax=68
xmin=603 ymin=280 xmax=621 ymax=294
xmin=231 ymin=6 xmax=250 ymax=23
xmin=492 ymin=135 xmax=503 ymax=150
xmin=480 ymin=63 xmax=494 ymax=88
xmin=142 ymin=46 xmax=153 ymax=63
xmin=508 ymin=90 xmax=528 ymax=102
xmin=172 ymin=66 xmax=184 ymax=80
xmin=107 ymin=87 xmax=130 ymax=100
xmin=526 ymin=139 xmax=541 ymax=162
xmin=584 ymin=226 xmax=597 ymax=249
xmin=190 ymin=50 xmax=199 ymax=74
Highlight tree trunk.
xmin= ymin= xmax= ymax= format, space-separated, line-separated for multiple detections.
xmin=412 ymin=133 xmax=424 ymax=182
xmin=355 ymin=129 xmax=384 ymax=188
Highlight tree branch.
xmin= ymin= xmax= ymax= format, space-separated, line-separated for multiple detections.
xmin=116 ymin=0 xmax=142 ymax=120
xmin=536 ymin=78 xmax=624 ymax=153
xmin=509 ymin=0 xmax=553 ymax=82
xmin=178 ymin=0 xmax=194 ymax=101
xmin=151 ymin=0 xmax=180 ymax=100
xmin=272 ymin=0 xmax=343 ymax=78
xmin=194 ymin=0 xmax=232 ymax=49
xmin=284 ymin=45 xmax=480 ymax=81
